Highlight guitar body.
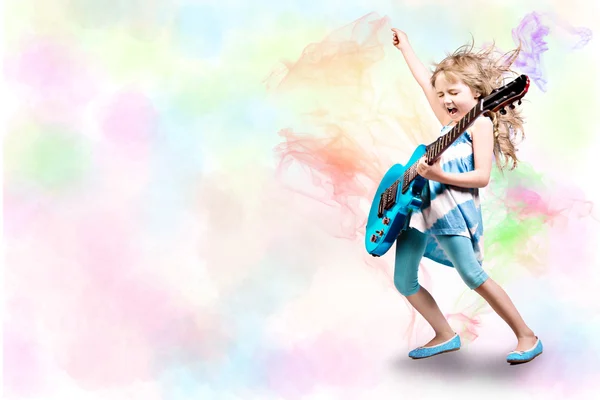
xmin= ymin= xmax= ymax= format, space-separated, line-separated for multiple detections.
xmin=365 ymin=145 xmax=428 ymax=257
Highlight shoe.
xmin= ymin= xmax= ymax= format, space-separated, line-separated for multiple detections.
xmin=409 ymin=333 xmax=461 ymax=359
xmin=506 ymin=337 xmax=543 ymax=364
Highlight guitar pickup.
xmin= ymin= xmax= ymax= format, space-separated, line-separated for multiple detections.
xmin=378 ymin=193 xmax=385 ymax=218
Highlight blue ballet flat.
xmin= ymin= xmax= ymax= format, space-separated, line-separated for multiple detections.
xmin=506 ymin=337 xmax=543 ymax=364
xmin=409 ymin=333 xmax=461 ymax=359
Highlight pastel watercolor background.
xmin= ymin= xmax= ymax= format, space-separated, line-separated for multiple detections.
xmin=3 ymin=0 xmax=600 ymax=399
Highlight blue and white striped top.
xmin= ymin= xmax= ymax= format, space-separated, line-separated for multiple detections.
xmin=408 ymin=121 xmax=485 ymax=267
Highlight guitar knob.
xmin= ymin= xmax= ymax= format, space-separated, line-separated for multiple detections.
xmin=509 ymin=103 xmax=515 ymax=109
xmin=382 ymin=217 xmax=390 ymax=225
xmin=499 ymin=108 xmax=507 ymax=115
xmin=376 ymin=230 xmax=384 ymax=236
xmin=370 ymin=234 xmax=379 ymax=243
xmin=517 ymin=99 xmax=522 ymax=105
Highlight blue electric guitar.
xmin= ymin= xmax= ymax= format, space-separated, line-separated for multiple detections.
xmin=365 ymin=74 xmax=530 ymax=257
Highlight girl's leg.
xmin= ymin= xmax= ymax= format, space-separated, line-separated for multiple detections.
xmin=436 ymin=235 xmax=537 ymax=352
xmin=474 ymin=279 xmax=537 ymax=352
xmin=394 ymin=228 xmax=455 ymax=346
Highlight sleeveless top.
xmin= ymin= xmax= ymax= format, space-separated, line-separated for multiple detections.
xmin=408 ymin=122 xmax=485 ymax=267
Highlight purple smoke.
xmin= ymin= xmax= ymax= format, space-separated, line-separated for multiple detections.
xmin=512 ymin=12 xmax=592 ymax=92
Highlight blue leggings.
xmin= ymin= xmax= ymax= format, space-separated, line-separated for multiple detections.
xmin=394 ymin=228 xmax=489 ymax=296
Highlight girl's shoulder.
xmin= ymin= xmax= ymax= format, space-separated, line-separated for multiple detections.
xmin=440 ymin=116 xmax=493 ymax=140
xmin=466 ymin=115 xmax=494 ymax=138
xmin=474 ymin=115 xmax=494 ymax=127
xmin=473 ymin=115 xmax=494 ymax=128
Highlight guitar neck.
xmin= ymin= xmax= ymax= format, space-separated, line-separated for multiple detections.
xmin=401 ymin=102 xmax=483 ymax=193
xmin=427 ymin=103 xmax=483 ymax=161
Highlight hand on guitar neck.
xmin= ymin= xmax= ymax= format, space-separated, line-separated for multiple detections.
xmin=416 ymin=156 xmax=444 ymax=181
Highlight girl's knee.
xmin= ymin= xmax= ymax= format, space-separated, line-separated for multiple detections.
xmin=462 ymin=269 xmax=489 ymax=290
xmin=394 ymin=277 xmax=420 ymax=296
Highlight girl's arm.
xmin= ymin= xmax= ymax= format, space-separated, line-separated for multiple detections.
xmin=417 ymin=117 xmax=495 ymax=188
xmin=392 ymin=28 xmax=452 ymax=126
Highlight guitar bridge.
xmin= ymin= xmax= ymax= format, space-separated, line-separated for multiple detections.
xmin=384 ymin=182 xmax=398 ymax=211
xmin=402 ymin=176 xmax=411 ymax=194
xmin=378 ymin=193 xmax=385 ymax=218
xmin=378 ymin=181 xmax=400 ymax=218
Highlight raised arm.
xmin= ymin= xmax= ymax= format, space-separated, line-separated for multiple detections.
xmin=391 ymin=28 xmax=452 ymax=126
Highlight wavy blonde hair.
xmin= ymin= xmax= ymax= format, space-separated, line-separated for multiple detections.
xmin=430 ymin=40 xmax=525 ymax=170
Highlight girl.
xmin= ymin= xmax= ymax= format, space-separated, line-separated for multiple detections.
xmin=390 ymin=28 xmax=542 ymax=364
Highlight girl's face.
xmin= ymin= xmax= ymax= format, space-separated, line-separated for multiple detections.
xmin=434 ymin=73 xmax=480 ymax=122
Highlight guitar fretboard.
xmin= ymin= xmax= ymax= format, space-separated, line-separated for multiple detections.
xmin=401 ymin=103 xmax=483 ymax=193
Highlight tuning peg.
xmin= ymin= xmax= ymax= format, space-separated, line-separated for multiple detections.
xmin=509 ymin=103 xmax=516 ymax=110
xmin=517 ymin=99 xmax=522 ymax=105
xmin=499 ymin=108 xmax=507 ymax=115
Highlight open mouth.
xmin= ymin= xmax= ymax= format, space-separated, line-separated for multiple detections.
xmin=447 ymin=107 xmax=458 ymax=116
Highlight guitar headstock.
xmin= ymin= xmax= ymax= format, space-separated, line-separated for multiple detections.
xmin=481 ymin=74 xmax=530 ymax=115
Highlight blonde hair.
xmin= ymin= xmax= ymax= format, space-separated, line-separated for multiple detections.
xmin=430 ymin=40 xmax=524 ymax=170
